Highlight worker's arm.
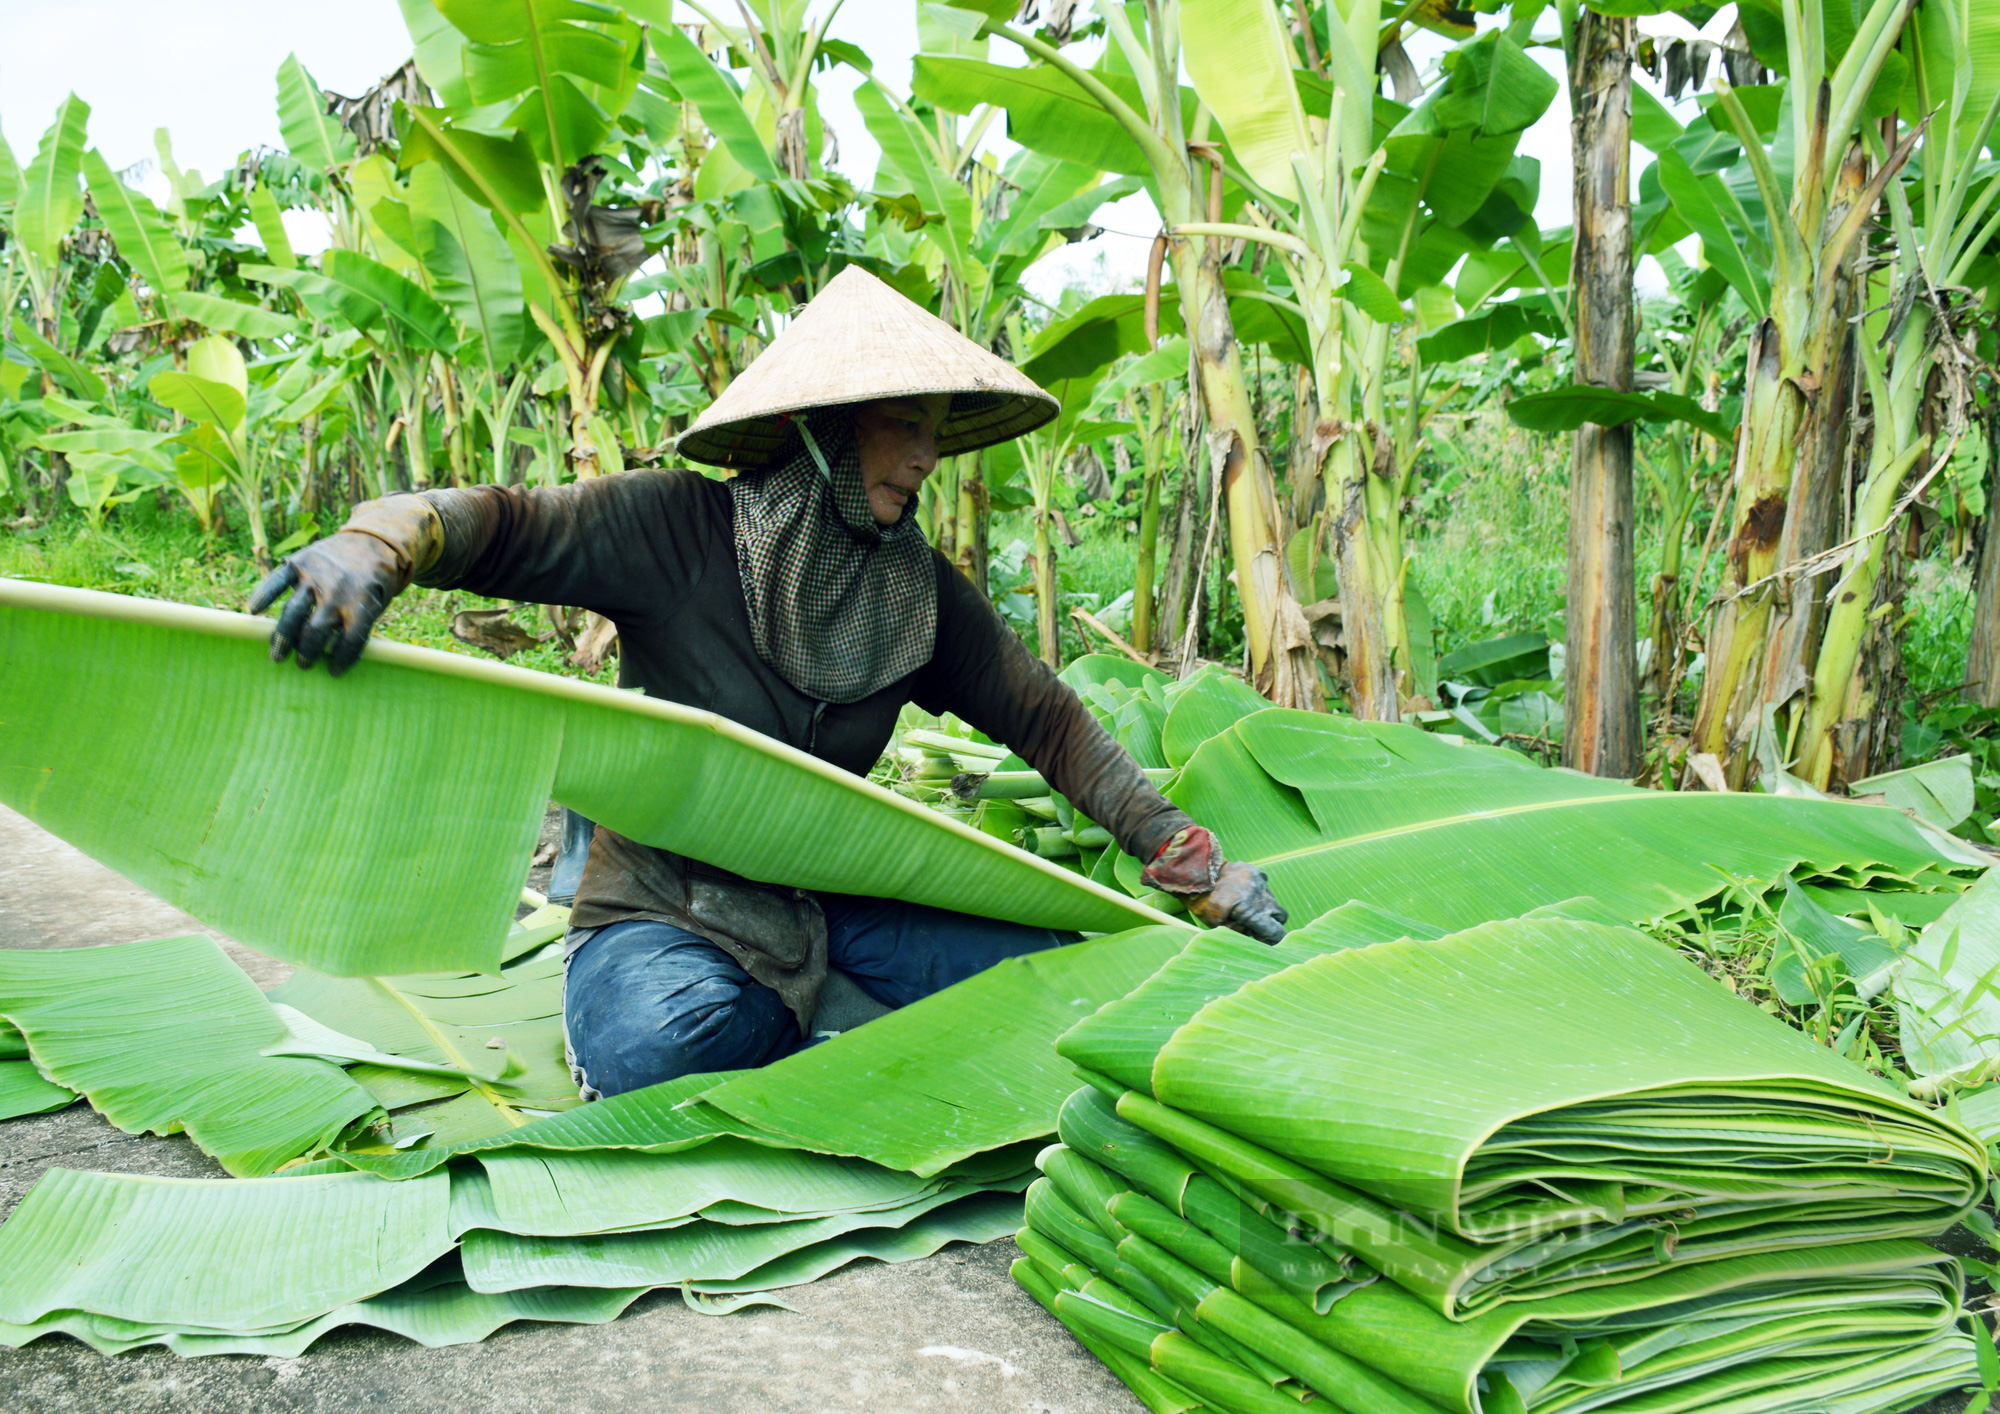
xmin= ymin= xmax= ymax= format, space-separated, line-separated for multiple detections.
xmin=246 ymin=474 xmax=712 ymax=674
xmin=912 ymin=557 xmax=1287 ymax=944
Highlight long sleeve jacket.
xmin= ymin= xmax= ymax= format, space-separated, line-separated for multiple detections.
xmin=377 ymin=470 xmax=1193 ymax=1027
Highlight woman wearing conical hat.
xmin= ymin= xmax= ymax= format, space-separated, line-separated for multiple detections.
xmin=248 ymin=267 xmax=1284 ymax=1097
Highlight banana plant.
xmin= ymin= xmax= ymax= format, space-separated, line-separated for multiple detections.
xmin=1098 ymin=340 xmax=1189 ymax=652
xmin=397 ymin=0 xmax=648 ymax=478
xmin=1166 ymin=0 xmax=1553 ymax=717
xmin=150 ymin=336 xmax=273 ymax=563
xmin=9 ymin=95 xmax=89 ymax=344
xmin=671 ymin=0 xmax=847 ymax=180
xmin=923 ymin=0 xmax=1320 ymax=706
xmin=34 ymin=400 xmax=178 ymax=531
xmin=1673 ymin=0 xmax=1919 ymax=787
xmin=857 ymin=53 xmax=1139 ymax=585
xmin=1794 ymin=2 xmax=2000 ymax=788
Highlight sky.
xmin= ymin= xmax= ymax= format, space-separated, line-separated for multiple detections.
xmin=0 ymin=0 xmax=1724 ymax=301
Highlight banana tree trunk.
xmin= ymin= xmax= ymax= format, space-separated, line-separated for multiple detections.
xmin=1969 ymin=510 xmax=2000 ymax=710
xmin=1154 ymin=454 xmax=1197 ymax=657
xmin=1689 ymin=323 xmax=1808 ymax=785
xmin=1563 ymin=8 xmax=1640 ymax=777
xmin=955 ymin=457 xmax=988 ymax=595
xmin=1168 ymin=235 xmax=1318 ymax=708
xmin=1033 ymin=505 xmax=1060 ymax=668
xmin=1689 ymin=138 xmax=1871 ymax=788
xmin=1324 ymin=424 xmax=1404 ymax=718
xmin=1748 ymin=142 xmax=1868 ymax=737
xmin=1132 ymin=385 xmax=1170 ymax=651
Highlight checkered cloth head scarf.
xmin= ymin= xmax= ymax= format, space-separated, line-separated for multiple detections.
xmin=727 ymin=408 xmax=937 ymax=705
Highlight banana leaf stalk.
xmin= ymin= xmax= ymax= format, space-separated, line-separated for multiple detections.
xmin=952 ymin=766 xmax=1176 ymax=803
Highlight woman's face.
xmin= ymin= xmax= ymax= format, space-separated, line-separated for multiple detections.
xmin=852 ymin=394 xmax=950 ymax=525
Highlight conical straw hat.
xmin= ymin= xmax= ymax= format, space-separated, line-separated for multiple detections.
xmin=675 ymin=265 xmax=1059 ymax=469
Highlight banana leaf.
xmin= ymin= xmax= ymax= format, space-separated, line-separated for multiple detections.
xmin=0 ymin=935 xmax=379 ymax=1176
xmin=1057 ymin=903 xmax=1445 ymax=1096
xmin=1894 ymin=867 xmax=2000 ymax=1088
xmin=461 ymin=1139 xmax=948 ymax=1237
xmin=0 ymin=1255 xmax=650 ymax=1358
xmin=0 ymin=581 xmax=1173 ymax=978
xmin=1155 ymin=920 xmax=1984 ymax=1242
xmin=327 ymin=1068 xmax=734 ymax=1180
xmin=693 ymin=926 xmax=1192 ymax=1176
xmin=0 ymin=1167 xmax=454 ymax=1332
xmin=683 ymin=1189 xmax=1025 ymax=1295
xmin=0 ymin=1060 xmax=74 ymax=1119
xmin=1166 ymin=709 xmax=1971 ymax=929
xmin=268 ymin=937 xmax=583 ymax=1149
xmin=460 ymin=1184 xmax=1015 ymax=1290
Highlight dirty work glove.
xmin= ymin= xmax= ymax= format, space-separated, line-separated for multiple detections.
xmin=1140 ymin=826 xmax=1288 ymax=945
xmin=245 ymin=496 xmax=442 ymax=676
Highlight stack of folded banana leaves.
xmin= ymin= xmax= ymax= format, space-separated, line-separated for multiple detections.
xmin=1014 ymin=913 xmax=1991 ymax=1414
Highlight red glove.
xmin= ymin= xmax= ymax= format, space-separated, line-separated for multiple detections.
xmin=1141 ymin=827 xmax=1288 ymax=944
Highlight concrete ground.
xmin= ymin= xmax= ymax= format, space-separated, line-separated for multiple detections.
xmin=0 ymin=803 xmax=1144 ymax=1414
xmin=0 ymin=805 xmax=1982 ymax=1414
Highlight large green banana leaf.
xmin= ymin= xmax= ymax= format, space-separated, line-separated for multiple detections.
xmin=0 ymin=935 xmax=379 ymax=1175
xmin=683 ymin=1191 xmax=1024 ymax=1296
xmin=0 ymin=581 xmax=1173 ymax=977
xmin=1057 ymin=902 xmax=1444 ymax=1096
xmin=460 ymin=1185 xmax=1016 ymax=1291
xmin=1160 ymin=709 xmax=1976 ymax=928
xmin=692 ymin=926 xmax=1192 ymax=1176
xmin=1153 ymin=919 xmax=1985 ymax=1243
xmin=328 ymin=1067 xmax=733 ymax=1179
xmin=0 ymin=1167 xmax=454 ymax=1332
xmin=0 ymin=1261 xmax=652 ymax=1359
xmin=458 ymin=1140 xmax=950 ymax=1237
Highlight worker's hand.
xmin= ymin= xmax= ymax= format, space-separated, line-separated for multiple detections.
xmin=1189 ymin=862 xmax=1288 ymax=945
xmin=1140 ymin=826 xmax=1288 ymax=945
xmin=246 ymin=532 xmax=406 ymax=676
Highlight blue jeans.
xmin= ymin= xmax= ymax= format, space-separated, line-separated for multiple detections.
xmin=563 ymin=894 xmax=1078 ymax=1097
